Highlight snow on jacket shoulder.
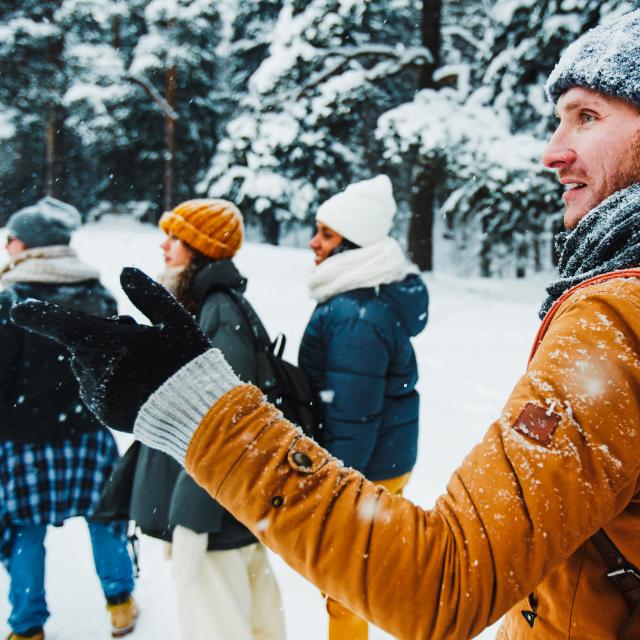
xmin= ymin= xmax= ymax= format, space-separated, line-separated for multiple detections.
xmin=183 ymin=275 xmax=640 ymax=639
xmin=299 ymin=273 xmax=428 ymax=479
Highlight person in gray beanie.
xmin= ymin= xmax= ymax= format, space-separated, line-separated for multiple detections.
xmin=6 ymin=197 xmax=81 ymax=248
xmin=9 ymin=10 xmax=640 ymax=640
xmin=0 ymin=197 xmax=138 ymax=639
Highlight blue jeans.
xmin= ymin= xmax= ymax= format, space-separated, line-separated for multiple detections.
xmin=8 ymin=520 xmax=134 ymax=635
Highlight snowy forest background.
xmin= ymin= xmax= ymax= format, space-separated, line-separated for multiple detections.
xmin=1 ymin=0 xmax=638 ymax=276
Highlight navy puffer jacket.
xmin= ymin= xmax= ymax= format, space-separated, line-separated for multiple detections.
xmin=298 ymin=273 xmax=428 ymax=480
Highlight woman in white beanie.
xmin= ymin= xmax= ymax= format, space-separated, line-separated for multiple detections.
xmin=298 ymin=175 xmax=429 ymax=640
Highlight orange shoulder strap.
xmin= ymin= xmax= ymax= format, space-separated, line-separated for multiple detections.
xmin=528 ymin=268 xmax=640 ymax=638
xmin=529 ymin=269 xmax=640 ymax=364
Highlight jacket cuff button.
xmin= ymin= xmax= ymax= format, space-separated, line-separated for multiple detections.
xmin=291 ymin=451 xmax=313 ymax=469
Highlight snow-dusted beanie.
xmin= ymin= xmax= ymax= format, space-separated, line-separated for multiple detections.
xmin=159 ymin=199 xmax=244 ymax=260
xmin=6 ymin=197 xmax=81 ymax=248
xmin=539 ymin=183 xmax=640 ymax=318
xmin=315 ymin=175 xmax=397 ymax=247
xmin=545 ymin=10 xmax=640 ymax=107
xmin=309 ymin=236 xmax=415 ymax=303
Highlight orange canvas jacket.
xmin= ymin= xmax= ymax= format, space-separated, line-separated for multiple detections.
xmin=183 ymin=275 xmax=640 ymax=639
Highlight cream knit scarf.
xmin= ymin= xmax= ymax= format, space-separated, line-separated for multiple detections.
xmin=0 ymin=245 xmax=99 ymax=286
xmin=156 ymin=265 xmax=186 ymax=296
xmin=308 ymin=237 xmax=416 ymax=303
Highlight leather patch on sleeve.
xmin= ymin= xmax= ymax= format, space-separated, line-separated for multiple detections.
xmin=512 ymin=403 xmax=561 ymax=445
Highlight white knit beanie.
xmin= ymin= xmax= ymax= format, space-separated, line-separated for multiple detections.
xmin=315 ymin=175 xmax=397 ymax=247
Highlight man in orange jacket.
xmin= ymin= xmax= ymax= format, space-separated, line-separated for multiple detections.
xmin=11 ymin=9 xmax=640 ymax=640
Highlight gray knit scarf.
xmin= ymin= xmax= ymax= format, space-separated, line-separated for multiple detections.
xmin=539 ymin=183 xmax=640 ymax=319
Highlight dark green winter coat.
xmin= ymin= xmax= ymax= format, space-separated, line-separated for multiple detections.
xmin=129 ymin=259 xmax=260 ymax=549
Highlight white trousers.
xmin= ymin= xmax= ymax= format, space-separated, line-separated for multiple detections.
xmin=172 ymin=525 xmax=286 ymax=640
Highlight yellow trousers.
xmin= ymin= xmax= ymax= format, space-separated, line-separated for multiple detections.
xmin=325 ymin=472 xmax=411 ymax=640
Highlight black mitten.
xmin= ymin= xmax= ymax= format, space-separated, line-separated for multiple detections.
xmin=10 ymin=267 xmax=211 ymax=432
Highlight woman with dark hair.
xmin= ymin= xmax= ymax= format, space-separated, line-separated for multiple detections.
xmin=129 ymin=199 xmax=285 ymax=640
xmin=299 ymin=176 xmax=429 ymax=640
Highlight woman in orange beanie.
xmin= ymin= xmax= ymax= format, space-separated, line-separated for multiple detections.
xmin=129 ymin=199 xmax=285 ymax=640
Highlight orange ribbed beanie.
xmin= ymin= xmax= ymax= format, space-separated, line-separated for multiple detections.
xmin=159 ymin=199 xmax=244 ymax=260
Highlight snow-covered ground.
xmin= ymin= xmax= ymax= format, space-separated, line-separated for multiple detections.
xmin=0 ymin=216 xmax=550 ymax=639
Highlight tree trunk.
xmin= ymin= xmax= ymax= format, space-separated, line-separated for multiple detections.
xmin=515 ymin=233 xmax=528 ymax=278
xmin=45 ymin=106 xmax=62 ymax=197
xmin=409 ymin=170 xmax=436 ymax=272
xmin=419 ymin=0 xmax=441 ymax=89
xmin=45 ymin=38 xmax=64 ymax=198
xmin=164 ymin=65 xmax=178 ymax=211
xmin=112 ymin=15 xmax=121 ymax=50
xmin=261 ymin=209 xmax=280 ymax=245
xmin=407 ymin=0 xmax=442 ymax=272
xmin=480 ymin=217 xmax=491 ymax=277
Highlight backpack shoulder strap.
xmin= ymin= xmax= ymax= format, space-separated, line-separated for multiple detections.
xmin=527 ymin=271 xmax=640 ymax=637
xmin=529 ymin=269 xmax=640 ymax=363
xmin=218 ymin=286 xmax=272 ymax=353
xmin=591 ymin=529 xmax=640 ymax=638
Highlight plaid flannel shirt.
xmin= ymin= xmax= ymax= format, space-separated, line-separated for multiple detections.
xmin=0 ymin=427 xmax=122 ymax=566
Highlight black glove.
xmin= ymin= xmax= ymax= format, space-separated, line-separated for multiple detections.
xmin=10 ymin=267 xmax=210 ymax=432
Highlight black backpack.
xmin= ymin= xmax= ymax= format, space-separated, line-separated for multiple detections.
xmin=223 ymin=288 xmax=319 ymax=439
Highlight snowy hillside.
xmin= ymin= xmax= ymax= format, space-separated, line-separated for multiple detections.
xmin=0 ymin=216 xmax=549 ymax=639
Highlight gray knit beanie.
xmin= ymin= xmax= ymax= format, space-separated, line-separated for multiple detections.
xmin=545 ymin=9 xmax=640 ymax=107
xmin=6 ymin=197 xmax=81 ymax=248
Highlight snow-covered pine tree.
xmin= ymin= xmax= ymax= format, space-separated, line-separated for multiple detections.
xmin=0 ymin=0 xmax=225 ymax=220
xmin=378 ymin=0 xmax=637 ymax=276
xmin=57 ymin=0 xmax=145 ymax=212
xmin=0 ymin=0 xmax=156 ymax=217
xmin=199 ymin=0 xmax=424 ymax=244
xmin=125 ymin=0 xmax=223 ymax=212
xmin=221 ymin=0 xmax=284 ymax=119
xmin=0 ymin=0 xmax=67 ymax=216
xmin=478 ymin=0 xmax=637 ymax=137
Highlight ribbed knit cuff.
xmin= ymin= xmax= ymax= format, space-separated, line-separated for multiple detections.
xmin=133 ymin=348 xmax=241 ymax=465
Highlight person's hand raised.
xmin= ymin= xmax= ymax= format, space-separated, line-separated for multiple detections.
xmin=10 ymin=267 xmax=211 ymax=432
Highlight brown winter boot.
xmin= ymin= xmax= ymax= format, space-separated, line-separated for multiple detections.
xmin=5 ymin=630 xmax=44 ymax=640
xmin=106 ymin=595 xmax=139 ymax=637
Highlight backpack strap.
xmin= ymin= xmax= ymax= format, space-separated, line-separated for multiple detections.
xmin=215 ymin=286 xmax=272 ymax=353
xmin=529 ymin=269 xmax=640 ymax=362
xmin=528 ymin=269 xmax=640 ymax=637
xmin=591 ymin=529 xmax=640 ymax=639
